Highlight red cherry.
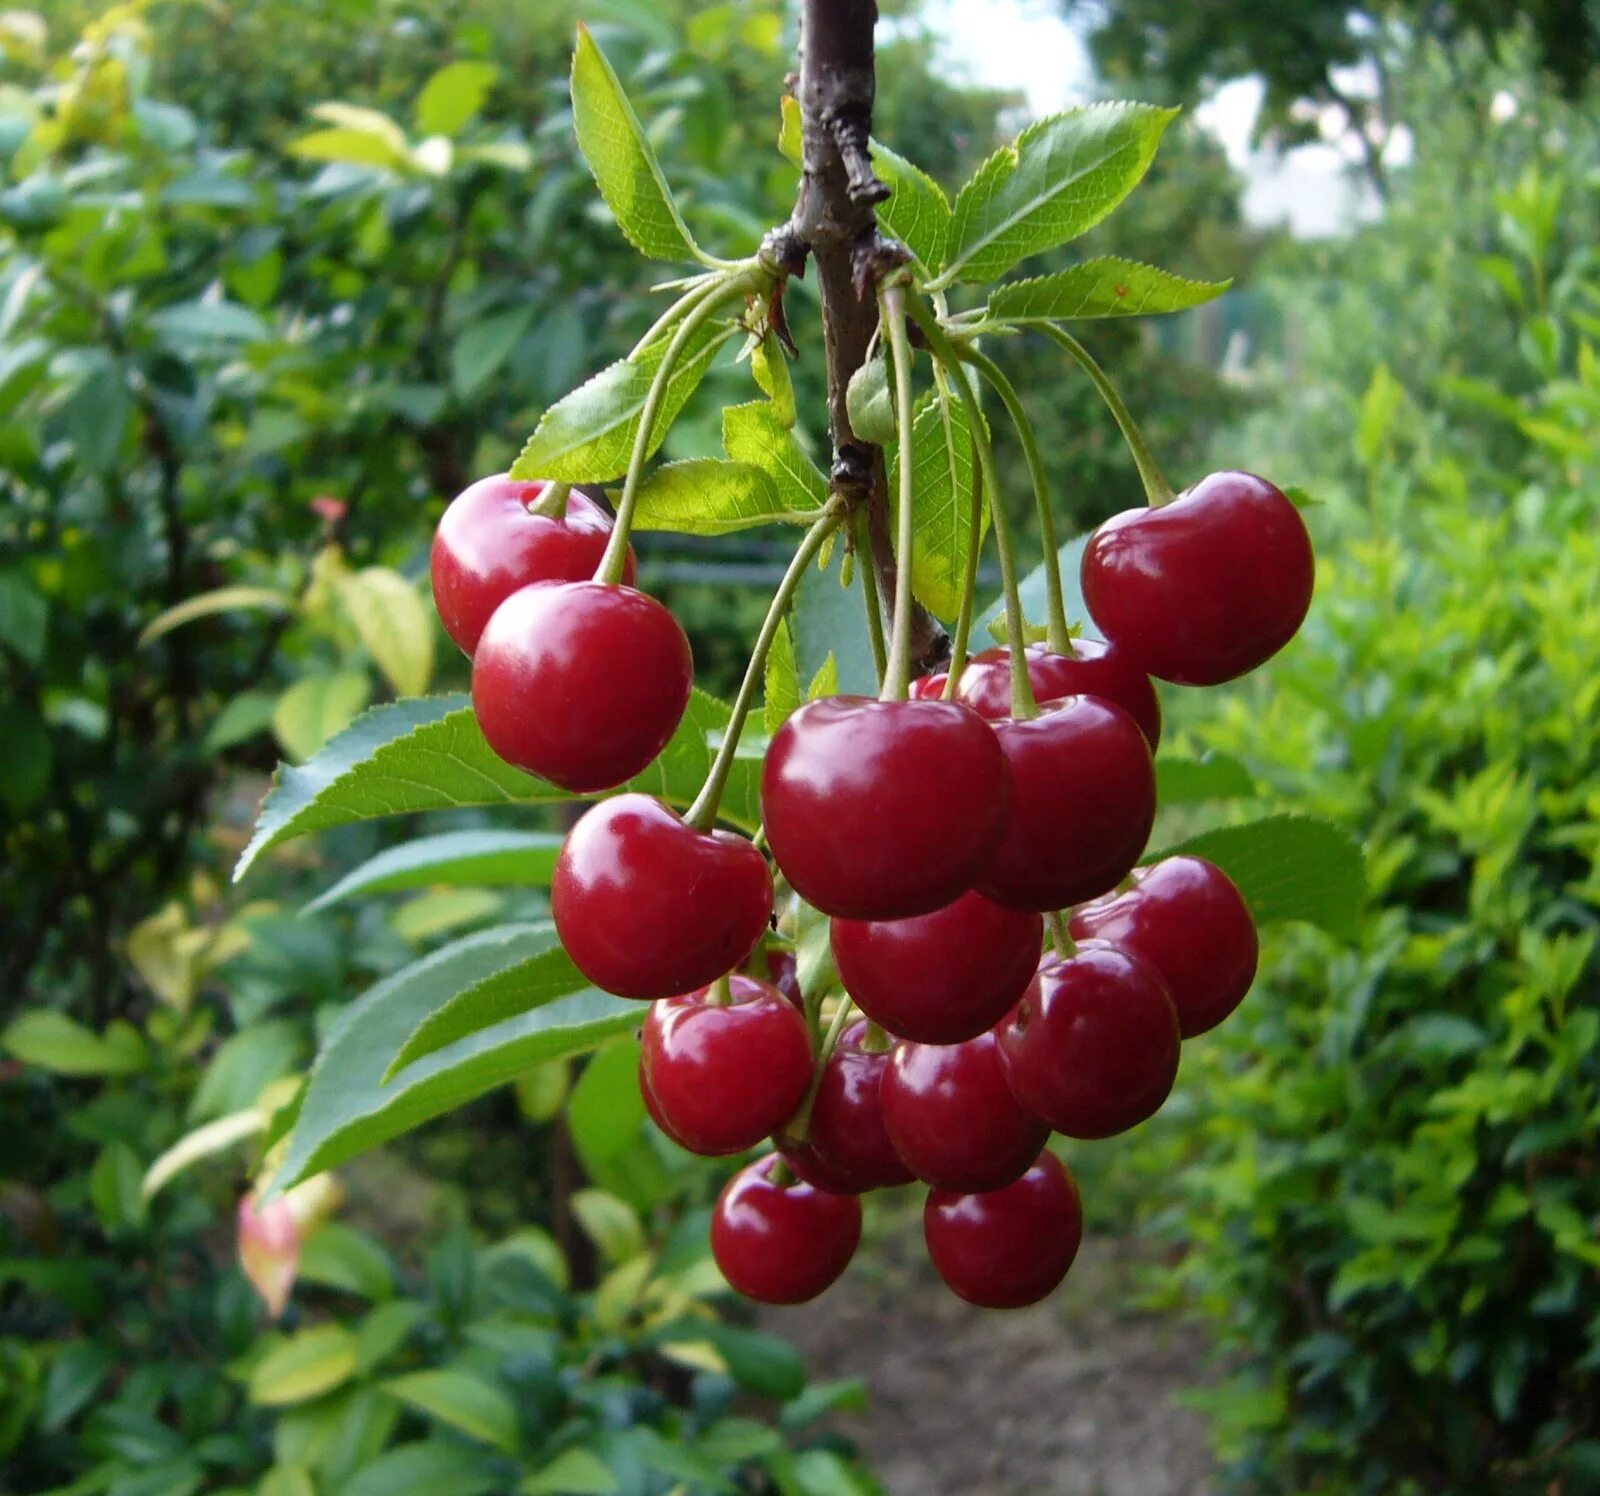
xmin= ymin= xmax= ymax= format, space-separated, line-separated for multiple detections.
xmin=640 ymin=976 xmax=812 ymax=1156
xmin=762 ymin=696 xmax=1009 ymax=920
xmin=472 ymin=581 xmax=691 ymax=793
xmin=1081 ymin=472 xmax=1314 ymax=686
xmin=779 ymin=1020 xmax=911 ymax=1193
xmin=975 ymin=697 xmax=1155 ymax=912
xmin=1070 ymin=856 xmax=1258 ymax=1038
xmin=640 ymin=1066 xmax=688 ymax=1146
xmin=908 ymin=670 xmax=950 ymax=700
xmin=996 ymin=944 xmax=1180 ymax=1138
xmin=711 ymin=1155 xmax=861 ymax=1304
xmin=552 ymin=794 xmax=772 ymax=1000
xmin=955 ymin=641 xmax=1161 ymax=749
xmin=882 ymin=1031 xmax=1049 ymax=1192
xmin=923 ymin=1153 xmax=1083 ymax=1309
xmin=431 ymin=475 xmax=636 ymax=657
xmin=759 ymin=948 xmax=803 ymax=1008
xmin=831 ymin=891 xmax=1042 ymax=1045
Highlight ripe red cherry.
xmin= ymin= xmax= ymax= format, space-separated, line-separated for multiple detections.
xmin=975 ymin=697 xmax=1155 ymax=912
xmin=1070 ymin=856 xmax=1258 ymax=1038
xmin=1081 ymin=472 xmax=1314 ymax=686
xmin=758 ymin=948 xmax=803 ymax=1007
xmin=779 ymin=1020 xmax=911 ymax=1194
xmin=472 ymin=581 xmax=691 ymax=792
xmin=431 ymin=475 xmax=636 ymax=657
xmin=997 ymin=944 xmax=1180 ymax=1138
xmin=640 ymin=1067 xmax=688 ymax=1146
xmin=908 ymin=670 xmax=950 ymax=700
xmin=923 ymin=1153 xmax=1083 ymax=1309
xmin=831 ymin=891 xmax=1043 ymax=1045
xmin=882 ymin=1032 xmax=1049 ymax=1192
xmin=641 ymin=976 xmax=813 ymax=1156
xmin=711 ymin=1154 xmax=862 ymax=1304
xmin=552 ymin=794 xmax=772 ymax=1000
xmin=762 ymin=696 xmax=1009 ymax=920
xmin=955 ymin=641 xmax=1161 ymax=749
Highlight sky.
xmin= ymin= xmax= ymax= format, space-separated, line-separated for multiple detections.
xmin=916 ymin=0 xmax=1382 ymax=237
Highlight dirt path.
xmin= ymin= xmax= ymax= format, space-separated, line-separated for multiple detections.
xmin=764 ymin=1229 xmax=1217 ymax=1496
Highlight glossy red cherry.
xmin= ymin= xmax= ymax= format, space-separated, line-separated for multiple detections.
xmin=1081 ymin=472 xmax=1314 ymax=687
xmin=831 ymin=891 xmax=1042 ymax=1045
xmin=640 ymin=1067 xmax=688 ymax=1146
xmin=908 ymin=670 xmax=950 ymax=700
xmin=955 ymin=641 xmax=1161 ymax=749
xmin=711 ymin=1154 xmax=862 ymax=1304
xmin=641 ymin=976 xmax=813 ymax=1156
xmin=431 ymin=475 xmax=636 ymax=657
xmin=923 ymin=1153 xmax=1083 ymax=1309
xmin=1070 ymin=856 xmax=1258 ymax=1038
xmin=975 ymin=697 xmax=1155 ymax=912
xmin=759 ymin=948 xmax=803 ymax=1008
xmin=997 ymin=944 xmax=1180 ymax=1138
xmin=552 ymin=794 xmax=772 ymax=1000
xmin=762 ymin=696 xmax=1009 ymax=920
xmin=779 ymin=1020 xmax=911 ymax=1194
xmin=882 ymin=1031 xmax=1049 ymax=1192
xmin=472 ymin=581 xmax=692 ymax=793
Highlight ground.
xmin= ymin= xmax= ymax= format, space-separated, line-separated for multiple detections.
xmin=764 ymin=1225 xmax=1218 ymax=1496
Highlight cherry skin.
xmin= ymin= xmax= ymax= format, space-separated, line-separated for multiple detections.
xmin=431 ymin=475 xmax=636 ymax=657
xmin=472 ymin=580 xmax=692 ymax=793
xmin=758 ymin=948 xmax=803 ymax=1008
xmin=908 ymin=670 xmax=950 ymax=701
xmin=882 ymin=1031 xmax=1049 ymax=1192
xmin=1070 ymin=856 xmax=1259 ymax=1038
xmin=641 ymin=976 xmax=813 ymax=1156
xmin=762 ymin=696 xmax=1010 ymax=920
xmin=996 ymin=943 xmax=1180 ymax=1139
xmin=552 ymin=794 xmax=772 ymax=1001
xmin=975 ymin=696 xmax=1155 ymax=912
xmin=1081 ymin=471 xmax=1314 ymax=687
xmin=923 ymin=1153 xmax=1083 ymax=1309
xmin=639 ymin=1066 xmax=688 ymax=1147
xmin=711 ymin=1154 xmax=862 ymax=1305
xmin=955 ymin=641 xmax=1161 ymax=749
xmin=831 ymin=890 xmax=1043 ymax=1045
xmin=779 ymin=1020 xmax=912 ymax=1194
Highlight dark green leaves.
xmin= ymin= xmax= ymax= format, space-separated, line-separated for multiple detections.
xmin=983 ymin=258 xmax=1230 ymax=324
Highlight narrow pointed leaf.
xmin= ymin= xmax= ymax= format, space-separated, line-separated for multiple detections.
xmin=985 ymin=257 xmax=1230 ymax=324
xmin=721 ymin=401 xmax=827 ymax=513
xmin=763 ymin=619 xmax=801 ymax=734
xmin=629 ymin=458 xmax=811 ymax=536
xmin=306 ymin=831 xmax=566 ymax=912
xmin=871 ymin=141 xmax=951 ymax=269
xmin=888 ymin=384 xmax=982 ymax=620
xmin=139 ymin=586 xmax=292 ymax=646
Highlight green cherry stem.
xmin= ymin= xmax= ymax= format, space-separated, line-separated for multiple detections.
xmin=1045 ymin=910 xmax=1078 ymax=960
xmin=908 ymin=299 xmax=1037 ymax=721
xmin=784 ymin=994 xmax=858 ymax=1144
xmin=684 ymin=499 xmax=846 ymax=832
xmin=596 ymin=269 xmax=760 ymax=585
xmin=939 ymin=370 xmax=983 ymax=702
xmin=854 ymin=508 xmax=889 ymax=687
xmin=958 ymin=343 xmax=1071 ymax=654
xmin=1037 ymin=322 xmax=1177 ymax=508
xmin=633 ymin=271 xmax=727 ymax=355
xmin=527 ymin=479 xmax=571 ymax=519
xmin=878 ymin=280 xmax=918 ymax=702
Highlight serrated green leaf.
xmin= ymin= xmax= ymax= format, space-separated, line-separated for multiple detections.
xmin=415 ymin=61 xmax=498 ymax=138
xmin=888 ymin=382 xmax=982 ymax=620
xmin=938 ymin=104 xmax=1177 ymax=287
xmin=629 ymin=458 xmax=809 ymax=535
xmin=845 ymin=357 xmax=895 ymax=444
xmin=273 ymin=672 xmax=372 ymax=762
xmin=764 ymin=618 xmax=801 ymax=733
xmin=383 ymin=1369 xmax=518 ymax=1454
xmin=249 ymin=1326 xmax=359 ymax=1406
xmin=1147 ymin=814 xmax=1366 ymax=937
xmin=984 ymin=257 xmax=1229 ymax=323
xmin=511 ymin=319 xmax=731 ymax=482
xmin=272 ymin=924 xmax=637 ymax=1188
xmin=339 ymin=568 xmax=435 ymax=697
xmin=750 ymin=331 xmax=796 ymax=426
xmin=777 ymin=95 xmax=802 ymax=168
xmin=138 ymin=586 xmax=292 ymax=647
xmin=305 ymin=831 xmax=565 ymax=913
xmin=871 ymin=141 xmax=950 ymax=269
xmin=806 ymin=653 xmax=838 ymax=700
xmin=979 ymin=532 xmax=1092 ymax=647
xmin=722 ymin=400 xmax=828 ymax=513
xmin=571 ymin=25 xmax=701 ymax=263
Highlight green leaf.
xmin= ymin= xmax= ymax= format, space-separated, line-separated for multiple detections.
xmin=750 ymin=332 xmax=796 ymax=426
xmin=41 ymin=1341 xmax=112 ymax=1434
xmin=1148 ymin=814 xmax=1365 ymax=937
xmin=0 ymin=704 xmax=50 ymax=812
xmin=305 ymin=830 xmax=565 ymax=913
xmin=138 ymin=585 xmax=292 ymax=647
xmin=290 ymin=128 xmax=409 ymax=171
xmin=271 ymin=924 xmax=635 ymax=1187
xmin=353 ymin=1301 xmax=425 ymax=1374
xmin=776 ymin=96 xmax=802 ymax=169
xmin=0 ymin=571 xmax=48 ymax=665
xmin=236 ymin=691 xmax=751 ymax=881
xmin=273 ymin=672 xmax=373 ymax=762
xmin=88 ymin=1143 xmax=146 ymax=1234
xmin=346 ymin=1443 xmax=500 ymax=1496
xmin=871 ymin=141 xmax=951 ymax=269
xmin=888 ymin=383 xmax=982 ymax=619
xmin=566 ymin=1040 xmax=675 ymax=1210
xmin=938 ymin=104 xmax=1177 ymax=287
xmin=297 ymin=1224 xmax=395 ymax=1301
xmin=338 ymin=568 xmax=435 ymax=697
xmin=845 ymin=358 xmax=895 ymax=445
xmin=521 ymin=1447 xmax=619 ymax=1495
xmin=203 ymin=691 xmax=279 ymax=755
xmin=984 ymin=257 xmax=1229 ymax=323
xmin=148 ymin=300 xmax=273 ymax=346
xmin=394 ymin=889 xmax=511 ymax=945
xmin=793 ymin=546 xmax=878 ymax=697
xmin=452 ymin=307 xmax=535 ymax=401
xmin=511 ymin=319 xmax=732 ymax=482
xmin=629 ymin=458 xmax=809 ymax=535
xmin=806 ymin=653 xmax=838 ymax=700
xmin=764 ymin=618 xmax=801 ymax=734
xmin=383 ymin=1368 xmax=518 ymax=1454
xmin=979 ymin=532 xmax=1091 ymax=647
xmin=2 ymin=1010 xmax=147 ymax=1076
xmin=260 ymin=1467 xmax=317 ymax=1496
xmin=1154 ymin=752 xmax=1257 ymax=805
xmin=249 ymin=1326 xmax=359 ymax=1406
xmin=571 ymin=25 xmax=701 ymax=264
xmin=692 ymin=1322 xmax=805 ymax=1399
xmin=415 ymin=61 xmax=499 ymax=138
xmin=569 ymin=1188 xmax=646 ymax=1264
xmin=722 ymin=401 xmax=828 ymax=513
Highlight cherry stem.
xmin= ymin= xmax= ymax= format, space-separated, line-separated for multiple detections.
xmin=958 ymin=344 xmax=1071 ymax=654
xmin=596 ymin=270 xmax=759 ymax=585
xmin=907 ymin=299 xmax=1037 ymax=721
xmin=878 ymin=281 xmax=918 ymax=702
xmin=854 ymin=508 xmax=889 ymax=686
xmin=707 ymin=973 xmax=733 ymax=1006
xmin=940 ymin=376 xmax=983 ymax=702
xmin=1037 ymin=323 xmax=1177 ymax=509
xmin=528 ymin=480 xmax=571 ymax=520
xmin=684 ymin=500 xmax=846 ymax=832
xmin=635 ymin=272 xmax=726 ymax=353
xmin=785 ymin=994 xmax=858 ymax=1144
xmin=1046 ymin=910 xmax=1078 ymax=960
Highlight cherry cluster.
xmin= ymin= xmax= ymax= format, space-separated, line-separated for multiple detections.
xmin=431 ymin=464 xmax=1313 ymax=1311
